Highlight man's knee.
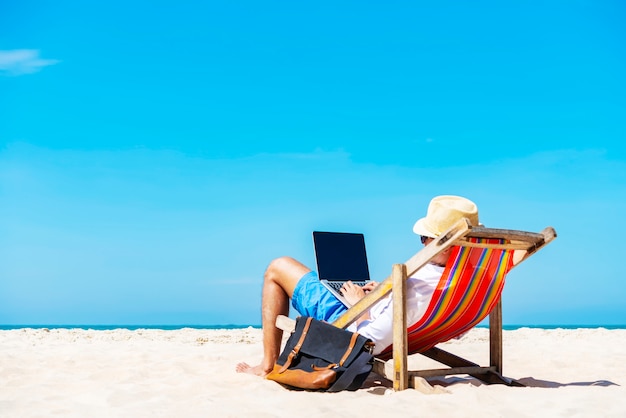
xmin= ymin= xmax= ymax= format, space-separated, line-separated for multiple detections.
xmin=265 ymin=256 xmax=299 ymax=279
xmin=264 ymin=256 xmax=310 ymax=295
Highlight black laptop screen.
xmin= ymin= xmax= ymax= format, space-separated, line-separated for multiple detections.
xmin=313 ymin=231 xmax=370 ymax=281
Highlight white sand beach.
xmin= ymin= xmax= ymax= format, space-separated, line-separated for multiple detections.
xmin=1 ymin=327 xmax=625 ymax=417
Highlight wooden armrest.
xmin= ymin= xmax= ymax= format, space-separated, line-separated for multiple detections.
xmin=276 ymin=315 xmax=296 ymax=333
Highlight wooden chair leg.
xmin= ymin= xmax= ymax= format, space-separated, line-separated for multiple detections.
xmin=392 ymin=263 xmax=408 ymax=391
xmin=489 ymin=300 xmax=503 ymax=374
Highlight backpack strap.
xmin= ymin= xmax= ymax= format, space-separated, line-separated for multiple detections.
xmin=338 ymin=332 xmax=360 ymax=367
xmin=277 ymin=317 xmax=312 ymax=373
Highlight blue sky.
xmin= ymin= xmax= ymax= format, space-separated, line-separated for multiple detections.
xmin=1 ymin=1 xmax=625 ymax=326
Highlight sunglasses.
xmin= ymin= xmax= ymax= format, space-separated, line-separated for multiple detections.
xmin=420 ymin=235 xmax=429 ymax=244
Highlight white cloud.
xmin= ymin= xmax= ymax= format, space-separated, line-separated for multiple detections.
xmin=0 ymin=49 xmax=60 ymax=76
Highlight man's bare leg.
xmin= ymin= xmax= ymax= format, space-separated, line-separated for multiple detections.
xmin=236 ymin=256 xmax=311 ymax=376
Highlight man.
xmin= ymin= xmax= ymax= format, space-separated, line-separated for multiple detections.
xmin=236 ymin=195 xmax=480 ymax=377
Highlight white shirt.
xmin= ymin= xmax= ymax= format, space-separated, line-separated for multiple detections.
xmin=346 ymin=263 xmax=443 ymax=355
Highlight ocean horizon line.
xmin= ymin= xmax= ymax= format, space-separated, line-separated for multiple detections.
xmin=1 ymin=324 xmax=625 ymax=331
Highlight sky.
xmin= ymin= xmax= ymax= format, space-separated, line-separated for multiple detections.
xmin=1 ymin=1 xmax=625 ymax=326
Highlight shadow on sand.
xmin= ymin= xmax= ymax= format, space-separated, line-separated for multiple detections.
xmin=362 ymin=374 xmax=619 ymax=394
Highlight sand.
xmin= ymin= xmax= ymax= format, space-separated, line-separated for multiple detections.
xmin=1 ymin=327 xmax=624 ymax=417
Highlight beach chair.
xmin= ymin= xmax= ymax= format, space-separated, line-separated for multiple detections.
xmin=330 ymin=217 xmax=557 ymax=390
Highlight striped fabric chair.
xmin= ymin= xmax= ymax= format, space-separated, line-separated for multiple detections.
xmin=376 ymin=238 xmax=513 ymax=360
xmin=331 ymin=218 xmax=556 ymax=390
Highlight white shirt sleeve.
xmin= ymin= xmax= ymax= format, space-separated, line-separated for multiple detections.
xmin=347 ymin=263 xmax=443 ymax=355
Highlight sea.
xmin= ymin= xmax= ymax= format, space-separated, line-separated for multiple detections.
xmin=0 ymin=324 xmax=260 ymax=331
xmin=1 ymin=324 xmax=625 ymax=331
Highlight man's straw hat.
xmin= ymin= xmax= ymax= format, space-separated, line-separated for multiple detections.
xmin=413 ymin=195 xmax=480 ymax=238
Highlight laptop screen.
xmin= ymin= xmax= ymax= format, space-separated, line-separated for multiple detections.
xmin=313 ymin=231 xmax=370 ymax=282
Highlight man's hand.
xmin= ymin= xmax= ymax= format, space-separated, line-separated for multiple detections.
xmin=340 ymin=281 xmax=378 ymax=306
xmin=361 ymin=281 xmax=378 ymax=293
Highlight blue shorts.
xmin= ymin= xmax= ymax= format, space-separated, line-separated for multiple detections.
xmin=291 ymin=271 xmax=348 ymax=323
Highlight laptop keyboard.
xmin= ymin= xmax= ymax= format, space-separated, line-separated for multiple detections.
xmin=326 ymin=281 xmax=368 ymax=292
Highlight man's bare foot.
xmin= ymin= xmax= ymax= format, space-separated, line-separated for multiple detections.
xmin=235 ymin=362 xmax=268 ymax=377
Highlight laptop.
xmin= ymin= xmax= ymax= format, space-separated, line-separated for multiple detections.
xmin=312 ymin=231 xmax=371 ymax=307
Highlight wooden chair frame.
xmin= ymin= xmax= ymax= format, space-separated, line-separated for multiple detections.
xmin=331 ymin=218 xmax=556 ymax=390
